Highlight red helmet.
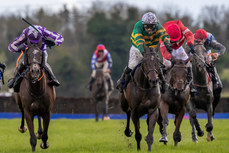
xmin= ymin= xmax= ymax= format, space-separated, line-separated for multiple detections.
xmin=166 ymin=24 xmax=181 ymax=41
xmin=96 ymin=44 xmax=105 ymax=51
xmin=194 ymin=29 xmax=207 ymax=41
xmin=28 ymin=30 xmax=42 ymax=43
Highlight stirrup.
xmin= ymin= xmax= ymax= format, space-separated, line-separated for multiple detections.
xmin=8 ymin=78 xmax=15 ymax=88
xmin=48 ymin=80 xmax=60 ymax=87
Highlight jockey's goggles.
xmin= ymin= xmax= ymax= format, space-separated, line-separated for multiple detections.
xmin=98 ymin=50 xmax=104 ymax=53
xmin=143 ymin=24 xmax=156 ymax=29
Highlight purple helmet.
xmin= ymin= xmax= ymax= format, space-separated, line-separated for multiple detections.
xmin=27 ymin=30 xmax=42 ymax=43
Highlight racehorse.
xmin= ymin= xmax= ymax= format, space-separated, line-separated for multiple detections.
xmin=158 ymin=57 xmax=190 ymax=146
xmin=91 ymin=68 xmax=110 ymax=121
xmin=187 ymin=40 xmax=215 ymax=142
xmin=15 ymin=41 xmax=56 ymax=152
xmin=120 ymin=45 xmax=160 ymax=151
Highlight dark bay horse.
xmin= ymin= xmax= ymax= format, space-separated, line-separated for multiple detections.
xmin=158 ymin=58 xmax=190 ymax=146
xmin=187 ymin=40 xmax=215 ymax=142
xmin=15 ymin=42 xmax=56 ymax=152
xmin=91 ymin=68 xmax=109 ymax=121
xmin=120 ymin=45 xmax=160 ymax=151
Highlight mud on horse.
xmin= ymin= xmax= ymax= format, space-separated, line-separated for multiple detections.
xmin=120 ymin=45 xmax=161 ymax=151
xmin=15 ymin=41 xmax=56 ymax=152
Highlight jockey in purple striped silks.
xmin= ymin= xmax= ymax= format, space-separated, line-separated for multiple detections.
xmin=89 ymin=44 xmax=113 ymax=92
xmin=8 ymin=25 xmax=64 ymax=89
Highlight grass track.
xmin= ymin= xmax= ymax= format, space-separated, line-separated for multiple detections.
xmin=0 ymin=119 xmax=228 ymax=153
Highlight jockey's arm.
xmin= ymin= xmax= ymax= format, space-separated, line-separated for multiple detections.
xmin=211 ymin=39 xmax=226 ymax=56
xmin=106 ymin=52 xmax=112 ymax=71
xmin=42 ymin=26 xmax=64 ymax=46
xmin=91 ymin=53 xmax=97 ymax=70
xmin=8 ymin=33 xmax=27 ymax=53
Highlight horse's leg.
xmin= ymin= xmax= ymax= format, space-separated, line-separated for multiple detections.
xmin=17 ymin=96 xmax=27 ymax=133
xmin=24 ymin=109 xmax=36 ymax=152
xmin=173 ymin=108 xmax=185 ymax=146
xmin=40 ymin=112 xmax=51 ymax=149
xmin=120 ymin=93 xmax=133 ymax=137
xmin=132 ymin=112 xmax=141 ymax=150
xmin=145 ymin=108 xmax=158 ymax=151
xmin=206 ymin=103 xmax=214 ymax=141
xmin=94 ymin=99 xmax=99 ymax=122
xmin=36 ymin=116 xmax=43 ymax=139
xmin=159 ymin=101 xmax=169 ymax=144
xmin=157 ymin=108 xmax=163 ymax=135
xmin=187 ymin=100 xmax=204 ymax=142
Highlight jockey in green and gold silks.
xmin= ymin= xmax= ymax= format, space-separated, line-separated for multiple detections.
xmin=131 ymin=20 xmax=170 ymax=54
xmin=116 ymin=12 xmax=173 ymax=93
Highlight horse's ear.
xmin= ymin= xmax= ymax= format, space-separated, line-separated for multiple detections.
xmin=143 ymin=43 xmax=150 ymax=54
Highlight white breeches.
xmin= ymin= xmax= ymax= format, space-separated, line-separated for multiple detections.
xmin=128 ymin=45 xmax=143 ymax=70
xmin=163 ymin=46 xmax=191 ymax=68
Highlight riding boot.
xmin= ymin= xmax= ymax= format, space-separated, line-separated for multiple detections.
xmin=89 ymin=77 xmax=95 ymax=91
xmin=211 ymin=67 xmax=223 ymax=90
xmin=44 ymin=65 xmax=60 ymax=87
xmin=187 ymin=67 xmax=198 ymax=96
xmin=107 ymin=78 xmax=113 ymax=92
xmin=8 ymin=63 xmax=26 ymax=88
xmin=158 ymin=68 xmax=167 ymax=93
xmin=116 ymin=66 xmax=132 ymax=92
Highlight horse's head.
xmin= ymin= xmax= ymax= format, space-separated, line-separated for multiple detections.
xmin=141 ymin=44 xmax=159 ymax=87
xmin=193 ymin=40 xmax=207 ymax=70
xmin=95 ymin=69 xmax=104 ymax=89
xmin=170 ymin=58 xmax=190 ymax=91
xmin=26 ymin=42 xmax=44 ymax=83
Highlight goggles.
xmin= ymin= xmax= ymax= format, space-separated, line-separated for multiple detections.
xmin=143 ymin=24 xmax=156 ymax=29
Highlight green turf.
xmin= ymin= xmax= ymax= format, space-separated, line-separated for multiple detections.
xmin=0 ymin=118 xmax=228 ymax=153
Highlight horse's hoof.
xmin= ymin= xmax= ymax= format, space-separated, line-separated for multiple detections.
xmin=18 ymin=126 xmax=27 ymax=133
xmin=124 ymin=129 xmax=133 ymax=137
xmin=40 ymin=142 xmax=49 ymax=149
xmin=36 ymin=132 xmax=42 ymax=139
xmin=192 ymin=136 xmax=198 ymax=143
xmin=159 ymin=137 xmax=168 ymax=144
xmin=197 ymin=130 xmax=204 ymax=137
xmin=174 ymin=141 xmax=178 ymax=146
xmin=206 ymin=133 xmax=215 ymax=141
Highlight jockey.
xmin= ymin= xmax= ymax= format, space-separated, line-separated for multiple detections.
xmin=194 ymin=29 xmax=226 ymax=90
xmin=116 ymin=12 xmax=172 ymax=93
xmin=89 ymin=44 xmax=114 ymax=92
xmin=8 ymin=25 xmax=64 ymax=89
xmin=159 ymin=20 xmax=197 ymax=95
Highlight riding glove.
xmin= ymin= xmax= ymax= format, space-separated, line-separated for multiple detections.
xmin=45 ymin=39 xmax=55 ymax=48
xmin=189 ymin=44 xmax=195 ymax=54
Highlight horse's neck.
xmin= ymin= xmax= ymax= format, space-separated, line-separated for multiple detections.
xmin=27 ymin=75 xmax=46 ymax=96
xmin=192 ymin=62 xmax=208 ymax=85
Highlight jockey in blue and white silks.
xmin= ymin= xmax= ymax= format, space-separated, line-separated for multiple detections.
xmin=8 ymin=25 xmax=64 ymax=89
xmin=89 ymin=44 xmax=113 ymax=91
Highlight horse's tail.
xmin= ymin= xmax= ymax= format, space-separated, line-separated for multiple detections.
xmin=30 ymin=102 xmax=39 ymax=112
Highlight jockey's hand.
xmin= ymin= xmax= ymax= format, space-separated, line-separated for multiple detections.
xmin=189 ymin=44 xmax=195 ymax=54
xmin=166 ymin=46 xmax=173 ymax=54
xmin=0 ymin=63 xmax=6 ymax=71
xmin=107 ymin=69 xmax=111 ymax=73
xmin=45 ymin=38 xmax=55 ymax=48
xmin=18 ymin=46 xmax=26 ymax=53
xmin=212 ymin=53 xmax=219 ymax=60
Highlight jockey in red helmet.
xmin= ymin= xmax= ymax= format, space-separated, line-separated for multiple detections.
xmin=89 ymin=44 xmax=113 ymax=92
xmin=160 ymin=20 xmax=196 ymax=95
xmin=194 ymin=29 xmax=226 ymax=90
